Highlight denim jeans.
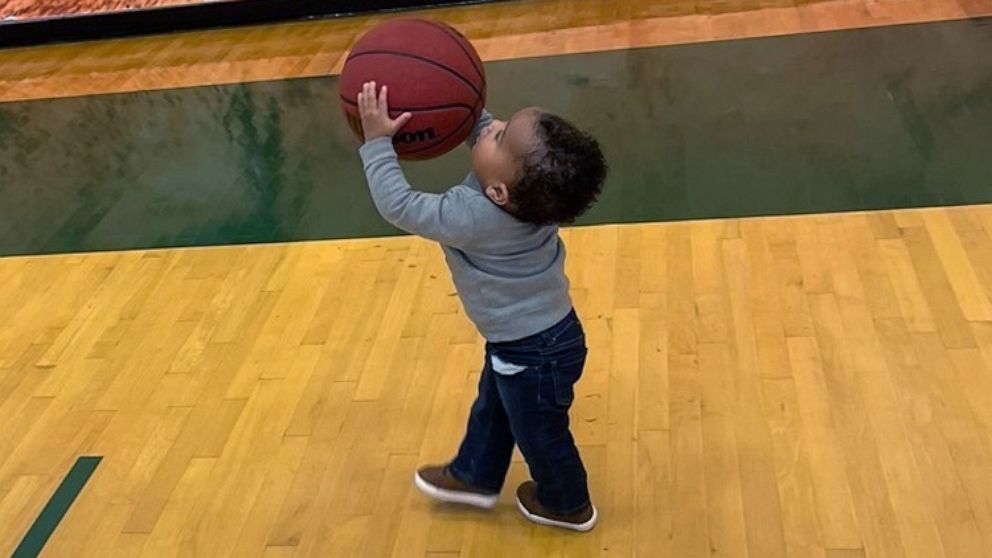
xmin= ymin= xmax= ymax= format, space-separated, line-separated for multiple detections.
xmin=449 ymin=309 xmax=591 ymax=515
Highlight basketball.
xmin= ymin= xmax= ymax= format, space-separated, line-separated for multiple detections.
xmin=339 ymin=19 xmax=486 ymax=160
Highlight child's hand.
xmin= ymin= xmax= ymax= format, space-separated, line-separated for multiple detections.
xmin=358 ymin=81 xmax=412 ymax=142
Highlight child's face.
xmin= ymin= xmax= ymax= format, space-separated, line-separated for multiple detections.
xmin=472 ymin=107 xmax=543 ymax=209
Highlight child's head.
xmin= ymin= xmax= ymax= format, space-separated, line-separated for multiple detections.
xmin=472 ymin=107 xmax=607 ymax=226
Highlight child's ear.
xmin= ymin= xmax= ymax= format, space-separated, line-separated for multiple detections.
xmin=484 ymin=183 xmax=510 ymax=206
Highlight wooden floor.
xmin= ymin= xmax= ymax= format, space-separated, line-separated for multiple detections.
xmin=2 ymin=0 xmax=992 ymax=556
xmin=2 ymin=205 xmax=992 ymax=557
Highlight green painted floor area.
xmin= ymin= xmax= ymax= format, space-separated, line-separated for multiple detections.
xmin=0 ymin=18 xmax=990 ymax=256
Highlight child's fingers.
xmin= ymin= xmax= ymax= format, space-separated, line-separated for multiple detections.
xmin=363 ymin=82 xmax=375 ymax=113
xmin=379 ymin=85 xmax=389 ymax=109
xmin=388 ymin=112 xmax=412 ymax=135
xmin=358 ymin=82 xmax=370 ymax=114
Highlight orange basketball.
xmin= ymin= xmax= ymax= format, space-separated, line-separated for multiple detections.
xmin=339 ymin=19 xmax=486 ymax=160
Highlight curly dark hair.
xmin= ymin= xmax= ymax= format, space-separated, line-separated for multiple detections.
xmin=508 ymin=113 xmax=608 ymax=226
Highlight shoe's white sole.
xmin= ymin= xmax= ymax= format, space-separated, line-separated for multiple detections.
xmin=515 ymin=497 xmax=598 ymax=532
xmin=414 ymin=471 xmax=499 ymax=509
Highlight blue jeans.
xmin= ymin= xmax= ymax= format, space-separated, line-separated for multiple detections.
xmin=449 ymin=309 xmax=591 ymax=515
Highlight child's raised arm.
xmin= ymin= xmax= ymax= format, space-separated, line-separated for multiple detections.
xmin=358 ymin=81 xmax=481 ymax=249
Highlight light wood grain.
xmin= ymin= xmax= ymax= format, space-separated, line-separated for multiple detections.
xmin=1 ymin=204 xmax=990 ymax=556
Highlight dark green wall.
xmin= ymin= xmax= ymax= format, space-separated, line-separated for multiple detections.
xmin=0 ymin=17 xmax=989 ymax=256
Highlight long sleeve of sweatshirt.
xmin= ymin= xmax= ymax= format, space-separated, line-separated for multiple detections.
xmin=357 ymin=110 xmax=494 ymax=249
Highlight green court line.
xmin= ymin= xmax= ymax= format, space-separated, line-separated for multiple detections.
xmin=12 ymin=456 xmax=102 ymax=558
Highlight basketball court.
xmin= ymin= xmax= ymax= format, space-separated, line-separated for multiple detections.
xmin=1 ymin=0 xmax=992 ymax=556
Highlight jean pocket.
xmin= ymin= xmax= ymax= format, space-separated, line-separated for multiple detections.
xmin=550 ymin=349 xmax=587 ymax=407
xmin=491 ymin=354 xmax=528 ymax=376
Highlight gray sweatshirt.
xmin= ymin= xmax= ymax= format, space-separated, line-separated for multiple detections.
xmin=358 ymin=110 xmax=573 ymax=342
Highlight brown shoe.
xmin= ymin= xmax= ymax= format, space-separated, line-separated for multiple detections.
xmin=414 ymin=464 xmax=499 ymax=509
xmin=515 ymin=481 xmax=597 ymax=532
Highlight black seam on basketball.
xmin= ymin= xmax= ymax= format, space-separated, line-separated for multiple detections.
xmin=339 ymin=96 xmax=475 ymax=112
xmin=340 ymin=96 xmax=480 ymax=154
xmin=344 ymin=50 xmax=483 ymax=98
xmin=401 ymin=99 xmax=487 ymax=156
xmin=402 ymin=109 xmax=476 ymax=156
xmin=417 ymin=19 xmax=485 ymax=83
xmin=352 ymin=106 xmax=476 ymax=158
xmin=340 ymin=92 xmax=480 ymax=156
